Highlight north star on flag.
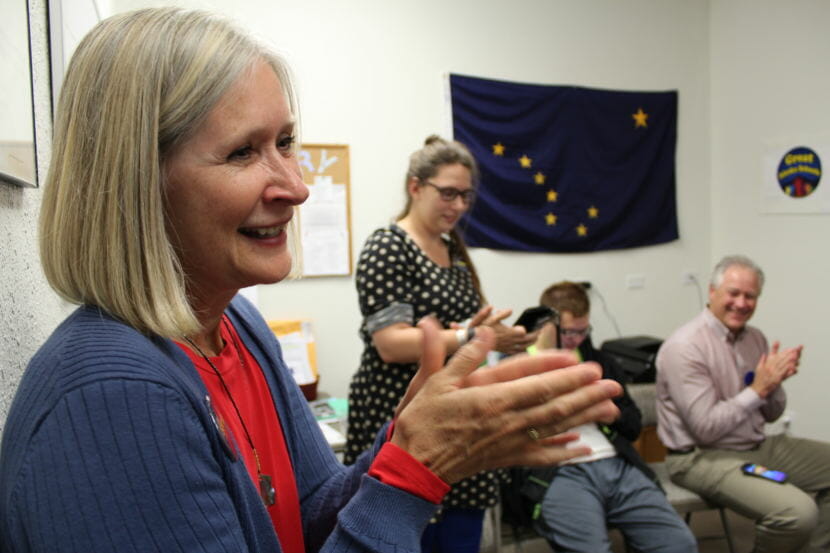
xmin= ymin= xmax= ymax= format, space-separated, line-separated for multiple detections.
xmin=450 ymin=73 xmax=679 ymax=253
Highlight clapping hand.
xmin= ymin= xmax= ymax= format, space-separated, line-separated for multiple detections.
xmin=459 ymin=305 xmax=538 ymax=355
xmin=392 ymin=317 xmax=621 ymax=484
xmin=752 ymin=341 xmax=803 ymax=398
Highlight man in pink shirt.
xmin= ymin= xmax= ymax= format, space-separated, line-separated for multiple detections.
xmin=656 ymin=255 xmax=830 ymax=553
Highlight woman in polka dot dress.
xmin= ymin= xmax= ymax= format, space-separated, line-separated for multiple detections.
xmin=345 ymin=136 xmax=536 ymax=553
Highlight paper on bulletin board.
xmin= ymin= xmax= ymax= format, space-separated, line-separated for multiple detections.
xmin=760 ymin=137 xmax=830 ymax=214
xmin=297 ymin=144 xmax=353 ymax=277
xmin=300 ymin=175 xmax=350 ymax=276
xmin=269 ymin=320 xmax=318 ymax=385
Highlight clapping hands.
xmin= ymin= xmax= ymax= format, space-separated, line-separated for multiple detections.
xmin=752 ymin=341 xmax=803 ymax=398
xmin=462 ymin=305 xmax=538 ymax=356
xmin=392 ymin=317 xmax=621 ymax=484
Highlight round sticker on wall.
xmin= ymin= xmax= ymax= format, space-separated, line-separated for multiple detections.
xmin=777 ymin=146 xmax=821 ymax=198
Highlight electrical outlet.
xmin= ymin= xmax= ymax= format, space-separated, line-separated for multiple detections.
xmin=681 ymin=271 xmax=696 ymax=286
xmin=626 ymin=274 xmax=645 ymax=289
xmin=768 ymin=410 xmax=796 ymax=436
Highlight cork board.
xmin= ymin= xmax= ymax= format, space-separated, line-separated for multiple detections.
xmin=296 ymin=143 xmax=353 ymax=277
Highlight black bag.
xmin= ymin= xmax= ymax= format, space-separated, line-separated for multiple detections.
xmin=500 ymin=466 xmax=558 ymax=534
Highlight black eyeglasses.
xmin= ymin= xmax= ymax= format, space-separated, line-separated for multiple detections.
xmin=423 ymin=181 xmax=476 ymax=204
xmin=560 ymin=325 xmax=592 ymax=338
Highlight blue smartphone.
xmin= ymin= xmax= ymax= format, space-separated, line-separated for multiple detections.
xmin=741 ymin=463 xmax=788 ymax=483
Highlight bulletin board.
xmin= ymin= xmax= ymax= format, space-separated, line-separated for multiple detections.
xmin=297 ymin=143 xmax=353 ymax=277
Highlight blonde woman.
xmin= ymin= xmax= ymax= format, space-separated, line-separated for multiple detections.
xmin=0 ymin=10 xmax=621 ymax=553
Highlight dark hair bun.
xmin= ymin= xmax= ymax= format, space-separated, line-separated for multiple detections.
xmin=424 ymin=134 xmax=447 ymax=146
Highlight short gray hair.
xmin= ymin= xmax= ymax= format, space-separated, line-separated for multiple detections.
xmin=710 ymin=255 xmax=765 ymax=291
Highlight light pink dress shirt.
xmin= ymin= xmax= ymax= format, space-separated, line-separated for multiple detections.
xmin=656 ymin=309 xmax=786 ymax=451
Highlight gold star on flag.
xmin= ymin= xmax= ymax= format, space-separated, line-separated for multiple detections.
xmin=519 ymin=155 xmax=532 ymax=168
xmin=547 ymin=189 xmax=558 ymax=202
xmin=576 ymin=224 xmax=588 ymax=236
xmin=632 ymin=108 xmax=648 ymax=128
xmin=545 ymin=213 xmax=557 ymax=226
xmin=587 ymin=206 xmax=599 ymax=218
xmin=492 ymin=142 xmax=505 ymax=156
xmin=534 ymin=172 xmax=546 ymax=185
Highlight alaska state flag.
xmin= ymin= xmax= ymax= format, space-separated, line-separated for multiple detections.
xmin=450 ymin=74 xmax=678 ymax=252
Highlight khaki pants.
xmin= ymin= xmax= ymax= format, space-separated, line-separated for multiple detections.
xmin=666 ymin=434 xmax=830 ymax=553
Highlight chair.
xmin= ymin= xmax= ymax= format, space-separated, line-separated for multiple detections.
xmin=627 ymin=383 xmax=737 ymax=553
xmin=479 ymin=504 xmax=502 ymax=553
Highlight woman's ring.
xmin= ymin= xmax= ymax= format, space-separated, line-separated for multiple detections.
xmin=527 ymin=427 xmax=541 ymax=441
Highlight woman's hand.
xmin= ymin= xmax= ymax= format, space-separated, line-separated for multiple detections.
xmin=391 ymin=317 xmax=621 ymax=484
xmin=490 ymin=322 xmax=537 ymax=355
xmin=470 ymin=306 xmax=536 ymax=355
xmin=461 ymin=305 xmax=494 ymax=329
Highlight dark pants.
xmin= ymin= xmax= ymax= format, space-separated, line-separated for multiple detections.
xmin=420 ymin=507 xmax=485 ymax=553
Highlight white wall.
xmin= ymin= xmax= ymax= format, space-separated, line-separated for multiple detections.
xmin=104 ymin=0 xmax=715 ymax=403
xmin=0 ymin=0 xmax=35 ymax=141
xmin=710 ymin=0 xmax=830 ymax=441
xmin=0 ymin=0 xmax=70 ymax=432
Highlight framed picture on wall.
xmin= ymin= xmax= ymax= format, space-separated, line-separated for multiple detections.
xmin=0 ymin=0 xmax=38 ymax=187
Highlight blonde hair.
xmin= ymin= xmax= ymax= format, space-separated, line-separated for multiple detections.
xmin=39 ymin=8 xmax=301 ymax=338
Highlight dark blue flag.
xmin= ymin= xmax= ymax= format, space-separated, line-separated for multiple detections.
xmin=450 ymin=73 xmax=678 ymax=253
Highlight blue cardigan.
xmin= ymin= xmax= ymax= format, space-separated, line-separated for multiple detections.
xmin=0 ymin=296 xmax=437 ymax=553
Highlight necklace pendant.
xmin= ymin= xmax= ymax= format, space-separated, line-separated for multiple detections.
xmin=259 ymin=474 xmax=276 ymax=506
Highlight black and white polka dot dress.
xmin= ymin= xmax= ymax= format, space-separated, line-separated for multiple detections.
xmin=345 ymin=223 xmax=505 ymax=511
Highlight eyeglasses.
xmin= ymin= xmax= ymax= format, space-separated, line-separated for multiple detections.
xmin=560 ymin=325 xmax=592 ymax=338
xmin=423 ymin=181 xmax=476 ymax=204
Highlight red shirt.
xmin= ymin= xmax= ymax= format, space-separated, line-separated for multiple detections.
xmin=369 ymin=441 xmax=449 ymax=504
xmin=178 ymin=317 xmax=449 ymax=550
xmin=177 ymin=318 xmax=304 ymax=553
